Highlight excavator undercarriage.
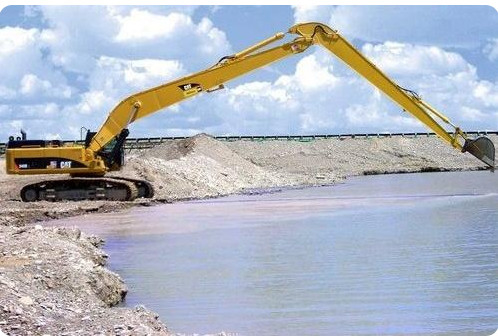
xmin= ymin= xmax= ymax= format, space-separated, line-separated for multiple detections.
xmin=19 ymin=176 xmax=153 ymax=202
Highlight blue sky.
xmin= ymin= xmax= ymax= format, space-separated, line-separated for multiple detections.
xmin=0 ymin=5 xmax=498 ymax=140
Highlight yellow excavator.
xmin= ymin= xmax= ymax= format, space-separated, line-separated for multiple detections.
xmin=5 ymin=22 xmax=495 ymax=201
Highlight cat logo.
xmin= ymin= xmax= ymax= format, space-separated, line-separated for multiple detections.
xmin=60 ymin=161 xmax=72 ymax=169
xmin=178 ymin=83 xmax=202 ymax=97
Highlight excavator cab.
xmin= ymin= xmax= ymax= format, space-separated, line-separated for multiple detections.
xmin=94 ymin=129 xmax=129 ymax=171
xmin=82 ymin=129 xmax=126 ymax=172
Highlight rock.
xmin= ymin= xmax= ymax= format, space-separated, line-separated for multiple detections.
xmin=12 ymin=228 xmax=27 ymax=235
xmin=19 ymin=296 xmax=34 ymax=305
xmin=86 ymin=235 xmax=105 ymax=248
xmin=41 ymin=302 xmax=54 ymax=310
xmin=0 ymin=278 xmax=16 ymax=289
xmin=54 ymin=227 xmax=81 ymax=240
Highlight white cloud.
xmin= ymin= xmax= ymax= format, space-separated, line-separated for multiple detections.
xmin=0 ymin=6 xmax=231 ymax=139
xmin=276 ymin=54 xmax=339 ymax=91
xmin=20 ymin=74 xmax=52 ymax=95
xmin=44 ymin=133 xmax=61 ymax=140
xmin=108 ymin=5 xmax=199 ymax=17
xmin=345 ymin=100 xmax=420 ymax=129
xmin=114 ymin=8 xmax=227 ymax=56
xmin=93 ymin=56 xmax=185 ymax=91
xmin=0 ymin=27 xmax=37 ymax=55
xmin=39 ymin=6 xmax=231 ymax=73
xmin=74 ymin=90 xmax=115 ymax=116
xmin=357 ymin=43 xmax=498 ymax=127
xmin=472 ymin=81 xmax=498 ymax=107
xmin=460 ymin=106 xmax=487 ymax=121
xmin=0 ymin=85 xmax=16 ymax=100
xmin=20 ymin=74 xmax=73 ymax=99
xmin=362 ymin=42 xmax=472 ymax=77
xmin=229 ymin=81 xmax=291 ymax=107
xmin=292 ymin=5 xmax=334 ymax=23
xmin=325 ymin=6 xmax=498 ymax=47
xmin=0 ymin=26 xmax=75 ymax=103
xmin=484 ymin=38 xmax=498 ymax=61
xmin=116 ymin=10 xmax=191 ymax=42
xmin=59 ymin=56 xmax=186 ymax=132
xmin=0 ymin=27 xmax=40 ymax=84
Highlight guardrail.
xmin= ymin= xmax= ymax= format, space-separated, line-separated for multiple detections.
xmin=1 ymin=131 xmax=497 ymax=154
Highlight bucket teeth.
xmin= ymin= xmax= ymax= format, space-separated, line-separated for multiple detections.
xmin=462 ymin=137 xmax=495 ymax=170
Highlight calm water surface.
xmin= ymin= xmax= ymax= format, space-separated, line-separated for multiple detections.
xmin=53 ymin=171 xmax=498 ymax=335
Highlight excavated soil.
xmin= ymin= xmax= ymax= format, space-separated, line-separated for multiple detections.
xmin=0 ymin=133 xmax=495 ymax=335
xmin=0 ymin=225 xmax=167 ymax=335
xmin=118 ymin=133 xmax=494 ymax=201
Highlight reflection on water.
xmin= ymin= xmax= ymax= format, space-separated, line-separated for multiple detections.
xmin=51 ymin=171 xmax=498 ymax=335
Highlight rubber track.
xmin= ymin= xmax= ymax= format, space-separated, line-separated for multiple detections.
xmin=20 ymin=177 xmax=139 ymax=202
xmin=109 ymin=176 xmax=154 ymax=198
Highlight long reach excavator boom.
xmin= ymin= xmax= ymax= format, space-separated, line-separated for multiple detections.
xmin=6 ymin=22 xmax=495 ymax=201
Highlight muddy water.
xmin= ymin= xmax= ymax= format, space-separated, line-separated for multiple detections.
xmin=53 ymin=171 xmax=498 ymax=335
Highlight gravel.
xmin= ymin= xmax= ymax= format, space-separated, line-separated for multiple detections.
xmin=0 ymin=225 xmax=168 ymax=335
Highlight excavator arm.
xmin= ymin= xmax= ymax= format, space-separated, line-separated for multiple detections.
xmin=88 ymin=31 xmax=310 ymax=152
xmin=290 ymin=23 xmax=495 ymax=168
xmin=89 ymin=22 xmax=494 ymax=169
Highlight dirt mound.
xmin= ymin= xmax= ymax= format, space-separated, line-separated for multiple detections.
xmin=226 ymin=135 xmax=492 ymax=178
xmin=0 ymin=225 xmax=169 ymax=335
xmin=120 ymin=134 xmax=298 ymax=200
xmin=148 ymin=133 xmax=244 ymax=162
xmin=145 ymin=134 xmax=209 ymax=160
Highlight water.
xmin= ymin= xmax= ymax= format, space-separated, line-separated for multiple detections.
xmin=52 ymin=171 xmax=498 ymax=335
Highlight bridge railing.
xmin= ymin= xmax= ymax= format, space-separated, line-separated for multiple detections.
xmin=1 ymin=131 xmax=496 ymax=154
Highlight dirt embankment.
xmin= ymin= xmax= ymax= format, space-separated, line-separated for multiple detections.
xmin=119 ymin=134 xmax=494 ymax=201
xmin=1 ymin=134 xmax=493 ymax=226
xmin=0 ymin=133 xmax=495 ymax=335
xmin=0 ymin=225 xmax=167 ymax=335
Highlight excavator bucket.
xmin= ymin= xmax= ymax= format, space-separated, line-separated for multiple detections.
xmin=462 ymin=137 xmax=495 ymax=170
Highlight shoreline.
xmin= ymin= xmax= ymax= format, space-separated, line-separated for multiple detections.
xmin=0 ymin=134 xmax=494 ymax=335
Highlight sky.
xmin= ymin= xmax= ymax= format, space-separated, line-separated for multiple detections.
xmin=0 ymin=5 xmax=498 ymax=140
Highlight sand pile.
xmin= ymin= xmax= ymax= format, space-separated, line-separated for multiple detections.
xmin=119 ymin=134 xmax=300 ymax=200
xmin=226 ymin=135 xmax=493 ymax=178
xmin=118 ymin=134 xmax=494 ymax=201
